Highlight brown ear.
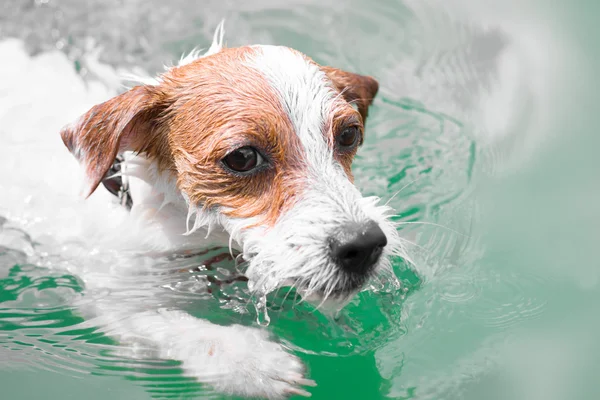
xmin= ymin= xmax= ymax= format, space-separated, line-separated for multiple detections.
xmin=60 ymin=85 xmax=167 ymax=198
xmin=321 ymin=66 xmax=379 ymax=124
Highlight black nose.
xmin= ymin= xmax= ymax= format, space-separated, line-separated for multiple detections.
xmin=330 ymin=221 xmax=388 ymax=275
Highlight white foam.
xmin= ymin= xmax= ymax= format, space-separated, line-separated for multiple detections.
xmin=0 ymin=38 xmax=124 ymax=244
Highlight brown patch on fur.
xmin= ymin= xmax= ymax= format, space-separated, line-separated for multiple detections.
xmin=320 ymin=67 xmax=379 ymax=181
xmin=321 ymin=66 xmax=379 ymax=125
xmin=326 ymin=105 xmax=364 ymax=181
xmin=160 ymin=47 xmax=306 ymax=227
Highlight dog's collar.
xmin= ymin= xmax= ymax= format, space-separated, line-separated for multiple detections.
xmin=102 ymin=155 xmax=133 ymax=210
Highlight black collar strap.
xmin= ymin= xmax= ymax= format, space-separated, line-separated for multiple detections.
xmin=102 ymin=155 xmax=133 ymax=210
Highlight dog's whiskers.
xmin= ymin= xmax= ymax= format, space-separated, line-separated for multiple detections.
xmin=384 ymin=176 xmax=427 ymax=207
xmin=396 ymin=236 xmax=431 ymax=254
xmin=278 ymin=278 xmax=301 ymax=307
xmin=394 ymin=220 xmax=471 ymax=238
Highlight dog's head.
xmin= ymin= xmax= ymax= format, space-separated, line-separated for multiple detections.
xmin=61 ymin=29 xmax=407 ymax=305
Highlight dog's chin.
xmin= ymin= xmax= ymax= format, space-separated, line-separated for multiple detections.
xmin=277 ymin=274 xmax=368 ymax=312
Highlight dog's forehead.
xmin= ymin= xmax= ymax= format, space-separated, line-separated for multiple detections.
xmin=165 ymin=47 xmax=295 ymax=150
xmin=168 ymin=46 xmax=343 ymax=161
xmin=245 ymin=45 xmax=336 ymax=124
xmin=172 ymin=45 xmax=334 ymax=108
xmin=246 ymin=46 xmax=338 ymax=147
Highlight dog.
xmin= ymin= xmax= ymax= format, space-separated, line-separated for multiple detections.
xmin=59 ymin=23 xmax=408 ymax=399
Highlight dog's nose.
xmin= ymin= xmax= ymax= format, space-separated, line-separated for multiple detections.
xmin=330 ymin=221 xmax=387 ymax=274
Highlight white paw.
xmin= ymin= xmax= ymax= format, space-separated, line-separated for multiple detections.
xmin=114 ymin=309 xmax=314 ymax=399
xmin=189 ymin=325 xmax=316 ymax=399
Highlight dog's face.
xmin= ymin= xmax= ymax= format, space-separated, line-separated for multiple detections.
xmin=61 ymin=44 xmax=406 ymax=304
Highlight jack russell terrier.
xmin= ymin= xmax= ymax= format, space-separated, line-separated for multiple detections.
xmin=60 ymin=23 xmax=409 ymax=399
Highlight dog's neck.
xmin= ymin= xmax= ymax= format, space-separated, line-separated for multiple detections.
xmin=113 ymin=152 xmax=231 ymax=253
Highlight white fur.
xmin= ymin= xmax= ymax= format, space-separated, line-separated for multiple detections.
xmin=179 ymin=20 xmax=225 ymax=67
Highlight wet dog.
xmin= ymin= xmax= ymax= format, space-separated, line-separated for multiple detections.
xmin=60 ymin=23 xmax=408 ymax=398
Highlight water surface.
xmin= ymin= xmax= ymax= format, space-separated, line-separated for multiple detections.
xmin=1 ymin=0 xmax=599 ymax=399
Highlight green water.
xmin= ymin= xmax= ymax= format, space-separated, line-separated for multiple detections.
xmin=2 ymin=0 xmax=600 ymax=399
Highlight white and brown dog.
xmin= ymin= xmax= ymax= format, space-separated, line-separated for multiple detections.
xmin=60 ymin=24 xmax=408 ymax=399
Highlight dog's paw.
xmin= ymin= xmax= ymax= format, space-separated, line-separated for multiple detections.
xmin=121 ymin=310 xmax=315 ymax=398
xmin=191 ymin=325 xmax=316 ymax=399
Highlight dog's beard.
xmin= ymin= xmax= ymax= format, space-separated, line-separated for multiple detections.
xmin=225 ymin=193 xmax=409 ymax=310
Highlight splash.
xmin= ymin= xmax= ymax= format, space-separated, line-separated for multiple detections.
xmin=252 ymin=294 xmax=271 ymax=327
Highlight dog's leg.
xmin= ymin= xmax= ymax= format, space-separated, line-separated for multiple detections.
xmin=95 ymin=307 xmax=314 ymax=399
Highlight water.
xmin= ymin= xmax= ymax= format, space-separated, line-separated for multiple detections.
xmin=1 ymin=0 xmax=599 ymax=399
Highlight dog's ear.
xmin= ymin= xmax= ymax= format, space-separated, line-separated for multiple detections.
xmin=322 ymin=67 xmax=379 ymax=124
xmin=60 ymin=85 xmax=167 ymax=198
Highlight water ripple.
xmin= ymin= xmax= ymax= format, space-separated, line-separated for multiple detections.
xmin=0 ymin=0 xmax=548 ymax=398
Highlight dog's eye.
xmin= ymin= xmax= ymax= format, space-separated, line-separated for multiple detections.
xmin=222 ymin=146 xmax=264 ymax=173
xmin=337 ymin=126 xmax=360 ymax=147
xmin=337 ymin=126 xmax=361 ymax=148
